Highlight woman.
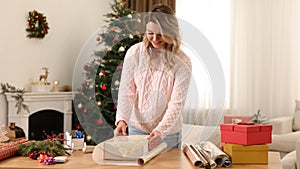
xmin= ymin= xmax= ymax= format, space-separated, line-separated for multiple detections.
xmin=114 ymin=4 xmax=192 ymax=150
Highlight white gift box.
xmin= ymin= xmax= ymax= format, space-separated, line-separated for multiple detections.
xmin=72 ymin=138 xmax=85 ymax=150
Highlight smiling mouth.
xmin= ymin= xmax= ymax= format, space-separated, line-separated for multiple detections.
xmin=152 ymin=41 xmax=161 ymax=46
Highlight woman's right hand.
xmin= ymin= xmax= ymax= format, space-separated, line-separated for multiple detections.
xmin=113 ymin=120 xmax=128 ymax=137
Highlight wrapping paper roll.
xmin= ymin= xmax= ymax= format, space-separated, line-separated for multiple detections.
xmin=183 ymin=141 xmax=232 ymax=168
xmin=0 ymin=139 xmax=28 ymax=161
xmin=199 ymin=141 xmax=232 ymax=167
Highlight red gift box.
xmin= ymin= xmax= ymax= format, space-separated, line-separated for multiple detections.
xmin=220 ymin=123 xmax=272 ymax=145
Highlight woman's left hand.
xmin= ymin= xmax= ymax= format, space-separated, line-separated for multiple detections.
xmin=147 ymin=130 xmax=163 ymax=151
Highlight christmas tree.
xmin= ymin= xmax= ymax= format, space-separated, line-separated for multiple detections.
xmin=73 ymin=0 xmax=143 ymax=145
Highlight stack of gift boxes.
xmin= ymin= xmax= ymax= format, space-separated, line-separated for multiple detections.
xmin=220 ymin=122 xmax=272 ymax=164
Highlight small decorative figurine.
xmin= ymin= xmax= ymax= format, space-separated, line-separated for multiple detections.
xmin=39 ymin=67 xmax=49 ymax=83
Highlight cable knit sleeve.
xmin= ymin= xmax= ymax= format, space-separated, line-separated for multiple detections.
xmin=115 ymin=44 xmax=139 ymax=126
xmin=154 ymin=53 xmax=192 ymax=137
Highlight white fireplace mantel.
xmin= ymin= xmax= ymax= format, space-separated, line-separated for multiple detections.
xmin=6 ymin=92 xmax=75 ymax=138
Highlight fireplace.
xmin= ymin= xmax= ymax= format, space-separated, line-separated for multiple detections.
xmin=6 ymin=92 xmax=74 ymax=140
xmin=29 ymin=109 xmax=63 ymax=140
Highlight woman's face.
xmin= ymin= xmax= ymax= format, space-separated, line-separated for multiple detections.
xmin=146 ymin=22 xmax=165 ymax=49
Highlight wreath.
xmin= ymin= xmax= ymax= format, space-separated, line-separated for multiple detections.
xmin=26 ymin=10 xmax=49 ymax=39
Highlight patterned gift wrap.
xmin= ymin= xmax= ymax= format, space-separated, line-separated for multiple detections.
xmin=0 ymin=139 xmax=29 ymax=161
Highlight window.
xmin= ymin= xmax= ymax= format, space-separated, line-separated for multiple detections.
xmin=176 ymin=0 xmax=231 ymax=123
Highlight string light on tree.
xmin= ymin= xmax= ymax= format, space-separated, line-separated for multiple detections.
xmin=77 ymin=103 xmax=82 ymax=109
xmin=114 ymin=80 xmax=120 ymax=86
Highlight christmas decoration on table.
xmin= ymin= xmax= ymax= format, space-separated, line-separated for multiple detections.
xmin=65 ymin=130 xmax=85 ymax=150
xmin=251 ymin=109 xmax=268 ymax=124
xmin=18 ymin=131 xmax=67 ymax=165
xmin=0 ymin=82 xmax=28 ymax=114
xmin=26 ymin=10 xmax=49 ymax=39
xmin=73 ymin=0 xmax=143 ymax=145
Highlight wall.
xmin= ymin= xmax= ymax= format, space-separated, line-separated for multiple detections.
xmin=0 ymin=0 xmax=112 ymax=91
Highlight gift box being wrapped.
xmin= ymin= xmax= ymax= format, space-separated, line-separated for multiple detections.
xmin=220 ymin=123 xmax=272 ymax=145
xmin=103 ymin=135 xmax=149 ymax=160
xmin=222 ymin=143 xmax=268 ymax=164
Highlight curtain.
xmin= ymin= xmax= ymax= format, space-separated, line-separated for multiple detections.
xmin=124 ymin=0 xmax=176 ymax=13
xmin=230 ymin=0 xmax=300 ymax=118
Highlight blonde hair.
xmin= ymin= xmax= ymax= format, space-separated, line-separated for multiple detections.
xmin=143 ymin=4 xmax=181 ymax=70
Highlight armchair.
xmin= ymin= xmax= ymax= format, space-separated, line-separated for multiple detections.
xmin=268 ymin=116 xmax=300 ymax=157
xmin=268 ymin=99 xmax=300 ymax=169
xmin=279 ymin=139 xmax=300 ymax=169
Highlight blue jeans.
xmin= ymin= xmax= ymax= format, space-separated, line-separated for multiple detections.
xmin=128 ymin=125 xmax=182 ymax=148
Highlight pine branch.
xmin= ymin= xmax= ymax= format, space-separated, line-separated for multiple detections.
xmin=1 ymin=82 xmax=29 ymax=114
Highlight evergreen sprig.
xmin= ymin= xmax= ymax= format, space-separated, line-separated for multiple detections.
xmin=0 ymin=82 xmax=25 ymax=94
xmin=18 ymin=139 xmax=66 ymax=157
xmin=0 ymin=82 xmax=29 ymax=114
xmin=251 ymin=109 xmax=268 ymax=124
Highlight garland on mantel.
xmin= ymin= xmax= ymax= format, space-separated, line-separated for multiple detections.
xmin=26 ymin=10 xmax=49 ymax=39
xmin=0 ymin=82 xmax=29 ymax=114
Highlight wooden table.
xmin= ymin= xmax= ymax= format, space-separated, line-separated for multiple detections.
xmin=0 ymin=149 xmax=282 ymax=169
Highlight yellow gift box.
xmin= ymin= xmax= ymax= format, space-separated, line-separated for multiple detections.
xmin=222 ymin=143 xmax=268 ymax=164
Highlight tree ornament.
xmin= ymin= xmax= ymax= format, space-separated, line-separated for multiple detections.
xmin=97 ymin=101 xmax=102 ymax=106
xmin=83 ymin=65 xmax=89 ymax=70
xmin=96 ymin=36 xmax=101 ymax=41
xmin=115 ymin=12 xmax=119 ymax=19
xmin=113 ymin=105 xmax=117 ymax=111
xmin=77 ymin=103 xmax=82 ymax=109
xmin=76 ymin=124 xmax=81 ymax=130
xmin=117 ymin=1 xmax=124 ymax=7
xmin=101 ymin=85 xmax=107 ymax=91
xmin=86 ymin=135 xmax=92 ymax=141
xmin=117 ymin=65 xmax=123 ymax=70
xmin=26 ymin=10 xmax=49 ymax=39
xmin=89 ymin=84 xmax=94 ymax=89
xmin=99 ymin=71 xmax=106 ymax=76
xmin=118 ymin=46 xmax=125 ymax=52
xmin=114 ymin=80 xmax=120 ymax=86
xmin=97 ymin=119 xmax=103 ymax=125
xmin=114 ymin=36 xmax=119 ymax=42
xmin=83 ymin=108 xmax=87 ymax=113
xmin=110 ymin=27 xmax=116 ymax=32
